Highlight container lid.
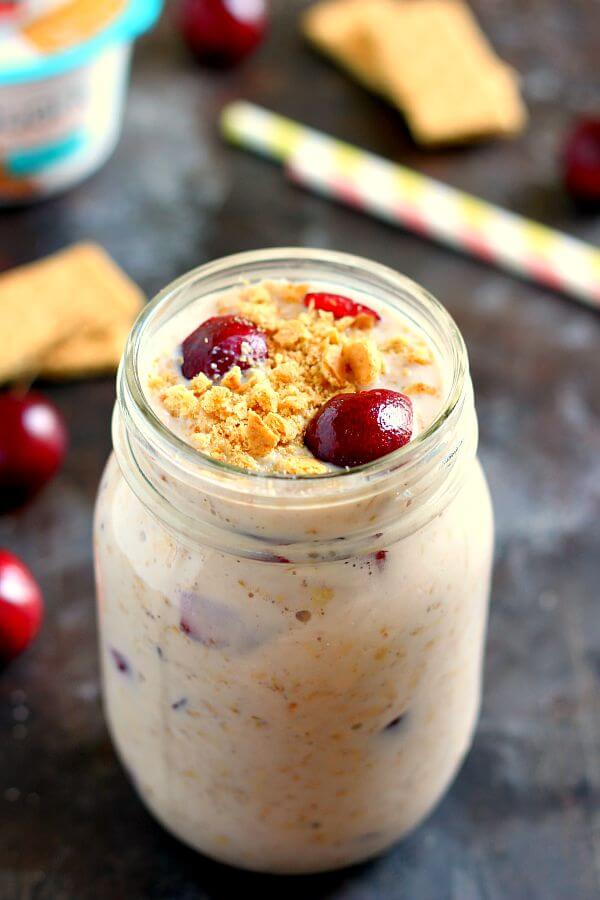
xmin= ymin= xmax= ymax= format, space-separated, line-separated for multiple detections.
xmin=0 ymin=0 xmax=163 ymax=85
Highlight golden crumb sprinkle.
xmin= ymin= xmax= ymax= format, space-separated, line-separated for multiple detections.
xmin=161 ymin=385 xmax=201 ymax=419
xmin=148 ymin=281 xmax=439 ymax=473
xmin=246 ymin=410 xmax=279 ymax=457
xmin=341 ymin=338 xmax=383 ymax=387
xmin=220 ymin=366 xmax=243 ymax=391
xmin=274 ymin=456 xmax=328 ymax=476
xmin=404 ymin=382 xmax=438 ymax=395
xmin=382 ymin=333 xmax=433 ymax=365
xmin=273 ymin=319 xmax=310 ymax=349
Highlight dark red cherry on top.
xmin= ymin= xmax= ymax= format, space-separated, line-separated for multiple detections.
xmin=304 ymin=292 xmax=381 ymax=321
xmin=0 ymin=391 xmax=68 ymax=514
xmin=305 ymin=389 xmax=413 ymax=468
xmin=0 ymin=549 xmax=43 ymax=662
xmin=563 ymin=118 xmax=600 ymax=204
xmin=177 ymin=0 xmax=268 ymax=68
xmin=181 ymin=314 xmax=268 ymax=380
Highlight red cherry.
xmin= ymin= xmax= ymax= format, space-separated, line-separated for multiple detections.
xmin=177 ymin=0 xmax=268 ymax=68
xmin=304 ymin=292 xmax=381 ymax=321
xmin=563 ymin=118 xmax=600 ymax=203
xmin=0 ymin=391 xmax=68 ymax=514
xmin=305 ymin=390 xmax=413 ymax=468
xmin=181 ymin=314 xmax=268 ymax=380
xmin=0 ymin=549 xmax=43 ymax=662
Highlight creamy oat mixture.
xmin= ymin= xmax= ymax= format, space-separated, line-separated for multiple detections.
xmin=145 ymin=280 xmax=445 ymax=474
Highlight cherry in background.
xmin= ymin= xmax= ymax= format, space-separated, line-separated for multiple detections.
xmin=563 ymin=118 xmax=600 ymax=206
xmin=0 ymin=391 xmax=68 ymax=514
xmin=177 ymin=0 xmax=269 ymax=68
xmin=0 ymin=549 xmax=43 ymax=662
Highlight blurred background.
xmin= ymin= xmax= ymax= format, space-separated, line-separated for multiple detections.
xmin=0 ymin=1 xmax=599 ymax=898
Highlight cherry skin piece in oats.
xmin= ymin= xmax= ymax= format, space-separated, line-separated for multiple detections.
xmin=304 ymin=292 xmax=381 ymax=321
xmin=181 ymin=315 xmax=268 ymax=380
xmin=305 ymin=390 xmax=413 ymax=468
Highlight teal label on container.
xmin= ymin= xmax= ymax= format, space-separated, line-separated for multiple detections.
xmin=6 ymin=129 xmax=86 ymax=175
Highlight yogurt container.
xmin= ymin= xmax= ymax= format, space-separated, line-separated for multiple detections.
xmin=0 ymin=0 xmax=162 ymax=202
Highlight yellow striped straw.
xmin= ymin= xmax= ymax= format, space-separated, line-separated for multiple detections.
xmin=221 ymin=102 xmax=600 ymax=309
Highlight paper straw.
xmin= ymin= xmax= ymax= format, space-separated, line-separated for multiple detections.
xmin=221 ymin=102 xmax=600 ymax=309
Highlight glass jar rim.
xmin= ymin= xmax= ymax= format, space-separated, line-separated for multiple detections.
xmin=119 ymin=247 xmax=468 ymax=498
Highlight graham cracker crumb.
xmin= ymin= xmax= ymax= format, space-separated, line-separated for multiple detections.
xmin=247 ymin=381 xmax=279 ymax=414
xmin=404 ymin=382 xmax=439 ymax=395
xmin=162 ymin=385 xmax=202 ymax=419
xmin=273 ymin=319 xmax=310 ymax=349
xmin=221 ymin=366 xmax=243 ymax=391
xmin=354 ymin=312 xmax=376 ymax=330
xmin=148 ymin=367 xmax=177 ymax=391
xmin=246 ymin=410 xmax=279 ymax=457
xmin=274 ymin=457 xmax=328 ymax=476
xmin=342 ymin=338 xmax=383 ymax=386
xmin=382 ymin=333 xmax=433 ymax=365
xmin=321 ymin=345 xmax=347 ymax=386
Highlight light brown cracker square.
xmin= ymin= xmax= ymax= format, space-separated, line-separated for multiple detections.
xmin=302 ymin=0 xmax=394 ymax=92
xmin=365 ymin=0 xmax=526 ymax=144
xmin=39 ymin=318 xmax=133 ymax=380
xmin=0 ymin=242 xmax=143 ymax=383
xmin=302 ymin=0 xmax=526 ymax=144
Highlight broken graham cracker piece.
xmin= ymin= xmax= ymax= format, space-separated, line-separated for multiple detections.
xmin=0 ymin=242 xmax=143 ymax=383
xmin=342 ymin=338 xmax=383 ymax=387
xmin=246 ymin=410 xmax=279 ymax=458
xmin=302 ymin=0 xmax=526 ymax=145
xmin=23 ymin=0 xmax=127 ymax=53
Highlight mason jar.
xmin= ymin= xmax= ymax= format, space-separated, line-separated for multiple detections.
xmin=94 ymin=248 xmax=494 ymax=874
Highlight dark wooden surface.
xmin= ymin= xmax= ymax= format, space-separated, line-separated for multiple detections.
xmin=1 ymin=2 xmax=599 ymax=897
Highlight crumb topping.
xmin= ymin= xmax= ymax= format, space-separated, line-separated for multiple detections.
xmin=148 ymin=282 xmax=439 ymax=473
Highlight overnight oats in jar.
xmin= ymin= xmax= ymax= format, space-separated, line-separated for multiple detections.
xmin=94 ymin=248 xmax=494 ymax=874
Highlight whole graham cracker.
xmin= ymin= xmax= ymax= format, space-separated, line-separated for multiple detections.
xmin=302 ymin=0 xmax=394 ymax=93
xmin=302 ymin=0 xmax=527 ymax=145
xmin=364 ymin=0 xmax=527 ymax=144
xmin=40 ymin=318 xmax=134 ymax=380
xmin=23 ymin=0 xmax=127 ymax=53
xmin=0 ymin=242 xmax=143 ymax=382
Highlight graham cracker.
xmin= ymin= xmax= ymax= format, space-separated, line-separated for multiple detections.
xmin=40 ymin=317 xmax=134 ymax=380
xmin=23 ymin=0 xmax=127 ymax=53
xmin=365 ymin=0 xmax=527 ymax=144
xmin=302 ymin=0 xmax=527 ymax=145
xmin=302 ymin=0 xmax=394 ymax=93
xmin=0 ymin=243 xmax=143 ymax=382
